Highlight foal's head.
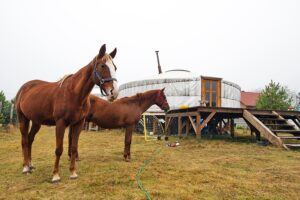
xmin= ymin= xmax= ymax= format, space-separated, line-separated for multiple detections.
xmin=154 ymin=88 xmax=170 ymax=112
xmin=93 ymin=44 xmax=118 ymax=101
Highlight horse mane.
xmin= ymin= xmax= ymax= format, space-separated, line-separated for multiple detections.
xmin=116 ymin=90 xmax=158 ymax=105
xmin=58 ymin=74 xmax=73 ymax=87
xmin=115 ymin=93 xmax=142 ymax=104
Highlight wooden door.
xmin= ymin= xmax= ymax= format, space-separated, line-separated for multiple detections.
xmin=201 ymin=77 xmax=221 ymax=107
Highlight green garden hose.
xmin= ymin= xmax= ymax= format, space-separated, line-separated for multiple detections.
xmin=135 ymin=148 xmax=162 ymax=200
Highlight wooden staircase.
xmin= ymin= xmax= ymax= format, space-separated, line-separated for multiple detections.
xmin=243 ymin=110 xmax=300 ymax=150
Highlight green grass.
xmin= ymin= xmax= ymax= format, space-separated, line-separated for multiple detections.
xmin=1 ymin=127 xmax=300 ymax=200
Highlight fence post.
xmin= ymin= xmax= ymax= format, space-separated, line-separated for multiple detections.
xmin=10 ymin=103 xmax=14 ymax=124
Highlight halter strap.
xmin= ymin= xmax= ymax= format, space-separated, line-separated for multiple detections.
xmin=93 ymin=56 xmax=117 ymax=96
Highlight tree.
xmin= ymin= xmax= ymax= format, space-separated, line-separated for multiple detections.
xmin=256 ymin=80 xmax=292 ymax=110
xmin=0 ymin=91 xmax=17 ymax=125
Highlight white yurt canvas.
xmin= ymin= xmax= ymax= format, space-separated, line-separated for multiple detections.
xmin=118 ymin=69 xmax=241 ymax=112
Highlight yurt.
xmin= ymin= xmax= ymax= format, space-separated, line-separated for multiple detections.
xmin=118 ymin=69 xmax=241 ymax=112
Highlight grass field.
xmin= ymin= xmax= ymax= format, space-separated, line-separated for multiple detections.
xmin=1 ymin=127 xmax=300 ymax=200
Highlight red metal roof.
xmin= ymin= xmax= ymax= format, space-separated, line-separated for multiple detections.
xmin=240 ymin=92 xmax=260 ymax=107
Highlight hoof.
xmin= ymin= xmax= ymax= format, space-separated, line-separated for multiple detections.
xmin=51 ymin=174 xmax=61 ymax=183
xmin=124 ymin=155 xmax=131 ymax=162
xmin=22 ymin=166 xmax=31 ymax=174
xmin=69 ymin=172 xmax=78 ymax=179
xmin=29 ymin=164 xmax=35 ymax=170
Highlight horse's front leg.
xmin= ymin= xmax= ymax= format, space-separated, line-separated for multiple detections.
xmin=124 ymin=125 xmax=134 ymax=162
xmin=69 ymin=119 xmax=84 ymax=179
xmin=52 ymin=120 xmax=66 ymax=183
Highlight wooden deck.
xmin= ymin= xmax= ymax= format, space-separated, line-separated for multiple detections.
xmin=165 ymin=106 xmax=300 ymax=150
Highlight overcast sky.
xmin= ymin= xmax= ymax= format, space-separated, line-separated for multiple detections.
xmin=0 ymin=0 xmax=299 ymax=100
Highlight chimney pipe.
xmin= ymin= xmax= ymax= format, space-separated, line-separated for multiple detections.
xmin=155 ymin=51 xmax=162 ymax=74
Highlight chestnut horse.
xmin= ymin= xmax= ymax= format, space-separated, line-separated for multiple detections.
xmin=69 ymin=89 xmax=170 ymax=162
xmin=16 ymin=44 xmax=118 ymax=182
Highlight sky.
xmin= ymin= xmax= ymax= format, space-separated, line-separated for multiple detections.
xmin=0 ymin=0 xmax=299 ymax=100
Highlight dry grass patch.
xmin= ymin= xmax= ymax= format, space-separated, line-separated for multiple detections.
xmin=0 ymin=127 xmax=300 ymax=199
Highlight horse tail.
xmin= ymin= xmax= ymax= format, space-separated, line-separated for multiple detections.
xmin=15 ymin=83 xmax=27 ymax=111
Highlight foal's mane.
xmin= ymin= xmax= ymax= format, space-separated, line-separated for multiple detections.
xmin=116 ymin=90 xmax=158 ymax=105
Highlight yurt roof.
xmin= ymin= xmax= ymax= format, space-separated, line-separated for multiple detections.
xmin=119 ymin=69 xmax=241 ymax=91
xmin=119 ymin=69 xmax=199 ymax=90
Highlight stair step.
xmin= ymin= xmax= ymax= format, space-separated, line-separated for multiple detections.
xmin=258 ymin=118 xmax=286 ymax=121
xmin=272 ymin=130 xmax=300 ymax=134
xmin=285 ymin=144 xmax=300 ymax=148
xmin=264 ymin=124 xmax=294 ymax=127
xmin=279 ymin=136 xmax=300 ymax=139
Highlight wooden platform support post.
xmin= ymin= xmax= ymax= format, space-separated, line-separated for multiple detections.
xmin=178 ymin=116 xmax=182 ymax=138
xmin=152 ymin=119 xmax=157 ymax=135
xmin=165 ymin=117 xmax=170 ymax=140
xmin=255 ymin=130 xmax=261 ymax=141
xmin=230 ymin=118 xmax=234 ymax=138
xmin=196 ymin=114 xmax=201 ymax=139
xmin=186 ymin=117 xmax=190 ymax=137
xmin=164 ymin=117 xmax=173 ymax=140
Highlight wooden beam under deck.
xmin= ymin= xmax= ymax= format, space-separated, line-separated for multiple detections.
xmin=178 ymin=116 xmax=182 ymax=138
xmin=198 ymin=111 xmax=216 ymax=134
xmin=188 ymin=116 xmax=197 ymax=134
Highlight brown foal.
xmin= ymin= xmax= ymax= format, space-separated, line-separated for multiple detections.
xmin=69 ymin=89 xmax=170 ymax=162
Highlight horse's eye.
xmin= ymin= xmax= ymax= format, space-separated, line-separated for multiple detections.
xmin=101 ymin=64 xmax=106 ymax=68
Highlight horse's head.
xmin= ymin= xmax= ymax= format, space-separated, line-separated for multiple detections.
xmin=154 ymin=88 xmax=170 ymax=112
xmin=92 ymin=44 xmax=118 ymax=101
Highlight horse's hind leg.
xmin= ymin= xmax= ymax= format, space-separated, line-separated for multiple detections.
xmin=69 ymin=119 xmax=84 ymax=179
xmin=18 ymin=114 xmax=30 ymax=173
xmin=28 ymin=122 xmax=41 ymax=169
xmin=68 ymin=126 xmax=72 ymax=159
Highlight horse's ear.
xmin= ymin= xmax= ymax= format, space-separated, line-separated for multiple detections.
xmin=109 ymin=48 xmax=117 ymax=59
xmin=98 ymin=44 xmax=106 ymax=58
xmin=161 ymin=88 xmax=165 ymax=93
